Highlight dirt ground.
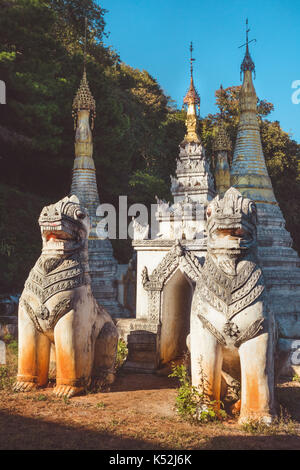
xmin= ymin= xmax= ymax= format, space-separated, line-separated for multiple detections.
xmin=1 ymin=365 xmax=300 ymax=450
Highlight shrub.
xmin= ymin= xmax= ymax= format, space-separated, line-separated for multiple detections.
xmin=115 ymin=339 xmax=128 ymax=372
xmin=169 ymin=363 xmax=226 ymax=424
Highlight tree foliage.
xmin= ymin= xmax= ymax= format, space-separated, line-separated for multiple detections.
xmin=0 ymin=0 xmax=300 ymax=293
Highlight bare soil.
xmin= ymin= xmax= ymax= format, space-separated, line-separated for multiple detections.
xmin=1 ymin=365 xmax=300 ymax=450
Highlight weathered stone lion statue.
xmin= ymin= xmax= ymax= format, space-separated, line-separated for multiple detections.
xmin=190 ymin=187 xmax=276 ymax=423
xmin=14 ymin=195 xmax=118 ymax=398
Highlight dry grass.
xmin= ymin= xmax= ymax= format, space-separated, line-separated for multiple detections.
xmin=0 ymin=342 xmax=300 ymax=450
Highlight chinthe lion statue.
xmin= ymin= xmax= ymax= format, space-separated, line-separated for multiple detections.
xmin=14 ymin=195 xmax=118 ymax=398
xmin=190 ymin=187 xmax=276 ymax=424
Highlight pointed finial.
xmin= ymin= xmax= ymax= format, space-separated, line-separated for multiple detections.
xmin=239 ymin=18 xmax=256 ymax=80
xmin=183 ymin=42 xmax=200 ymax=110
xmin=83 ymin=16 xmax=88 ymax=74
xmin=72 ymin=18 xmax=96 ymax=129
xmin=190 ymin=41 xmax=195 ymax=78
xmin=219 ymin=84 xmax=226 ymax=118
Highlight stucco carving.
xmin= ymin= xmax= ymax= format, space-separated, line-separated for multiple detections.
xmin=14 ymin=195 xmax=118 ymax=398
xmin=142 ymin=241 xmax=201 ymax=294
xmin=190 ymin=188 xmax=276 ymax=424
xmin=132 ymin=218 xmax=149 ymax=240
xmin=142 ymin=241 xmax=201 ymax=324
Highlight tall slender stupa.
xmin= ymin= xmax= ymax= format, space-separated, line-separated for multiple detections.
xmin=70 ymin=37 xmax=128 ymax=318
xmin=230 ymin=21 xmax=300 ymax=364
xmin=155 ymin=42 xmax=215 ymax=238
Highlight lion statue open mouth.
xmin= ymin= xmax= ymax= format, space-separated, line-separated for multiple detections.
xmin=14 ymin=195 xmax=118 ymax=398
xmin=190 ymin=187 xmax=276 ymax=424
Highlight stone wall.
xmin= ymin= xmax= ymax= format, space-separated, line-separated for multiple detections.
xmin=0 ymin=294 xmax=19 ymax=340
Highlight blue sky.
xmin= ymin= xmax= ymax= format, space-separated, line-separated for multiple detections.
xmin=98 ymin=0 xmax=300 ymax=143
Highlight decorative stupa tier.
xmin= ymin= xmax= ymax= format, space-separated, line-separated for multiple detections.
xmin=153 ymin=43 xmax=215 ymax=241
xmin=71 ymin=67 xmax=128 ymax=318
xmin=171 ymin=141 xmax=215 ymax=205
xmin=230 ymin=21 xmax=300 ymax=326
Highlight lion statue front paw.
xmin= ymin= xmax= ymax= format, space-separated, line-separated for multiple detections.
xmin=54 ymin=385 xmax=84 ymax=398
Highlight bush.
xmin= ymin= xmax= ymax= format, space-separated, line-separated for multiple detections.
xmin=169 ymin=363 xmax=226 ymax=424
xmin=115 ymin=339 xmax=128 ymax=372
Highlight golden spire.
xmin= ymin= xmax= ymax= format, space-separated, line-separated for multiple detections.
xmin=72 ymin=71 xmax=96 ymax=130
xmin=182 ymin=42 xmax=201 ymax=144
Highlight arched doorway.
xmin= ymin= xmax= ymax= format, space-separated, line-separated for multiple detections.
xmin=160 ymin=268 xmax=193 ymax=365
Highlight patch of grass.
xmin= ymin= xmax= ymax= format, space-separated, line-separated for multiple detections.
xmin=0 ymin=336 xmax=18 ymax=391
xmin=242 ymin=407 xmax=296 ymax=435
xmin=2 ymin=334 xmax=18 ymax=356
xmin=96 ymin=401 xmax=106 ymax=409
xmin=292 ymin=374 xmax=300 ymax=383
xmin=63 ymin=396 xmax=70 ymax=405
xmin=110 ymin=418 xmax=127 ymax=428
xmin=115 ymin=339 xmax=128 ymax=372
xmin=33 ymin=394 xmax=47 ymax=402
xmin=169 ymin=363 xmax=227 ymax=424
xmin=0 ymin=366 xmax=13 ymax=391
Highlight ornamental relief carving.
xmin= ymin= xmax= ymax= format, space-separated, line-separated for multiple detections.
xmin=142 ymin=241 xmax=202 ymax=293
xmin=141 ymin=241 xmax=202 ymax=323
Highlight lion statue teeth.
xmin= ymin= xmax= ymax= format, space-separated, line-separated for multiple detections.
xmin=14 ymin=195 xmax=118 ymax=398
xmin=190 ymin=187 xmax=276 ymax=424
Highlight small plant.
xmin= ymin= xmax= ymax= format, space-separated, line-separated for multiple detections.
xmin=242 ymin=407 xmax=296 ymax=435
xmin=63 ymin=396 xmax=70 ymax=405
xmin=3 ymin=334 xmax=18 ymax=355
xmin=34 ymin=394 xmax=47 ymax=402
xmin=0 ymin=336 xmax=18 ymax=391
xmin=292 ymin=374 xmax=300 ymax=383
xmin=169 ymin=362 xmax=226 ymax=424
xmin=115 ymin=339 xmax=128 ymax=371
xmin=96 ymin=401 xmax=106 ymax=409
xmin=0 ymin=365 xmax=13 ymax=390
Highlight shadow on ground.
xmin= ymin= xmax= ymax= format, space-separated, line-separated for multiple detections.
xmin=276 ymin=384 xmax=300 ymax=422
xmin=0 ymin=409 xmax=165 ymax=450
xmin=111 ymin=372 xmax=178 ymax=393
xmin=203 ymin=434 xmax=300 ymax=450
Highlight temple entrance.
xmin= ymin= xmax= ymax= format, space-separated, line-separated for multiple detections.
xmin=159 ymin=268 xmax=193 ymax=365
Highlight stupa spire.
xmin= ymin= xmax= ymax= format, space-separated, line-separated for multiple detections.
xmin=182 ymin=42 xmax=201 ymax=143
xmin=239 ymin=18 xmax=256 ymax=80
xmin=230 ymin=20 xmax=277 ymax=206
xmin=70 ymin=18 xmax=100 ymax=234
xmin=69 ymin=19 xmax=128 ymax=318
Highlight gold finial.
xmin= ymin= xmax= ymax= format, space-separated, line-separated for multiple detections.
xmin=183 ymin=42 xmax=200 ymax=109
xmin=72 ymin=18 xmax=96 ymax=129
xmin=72 ymin=71 xmax=96 ymax=129
xmin=182 ymin=42 xmax=201 ymax=144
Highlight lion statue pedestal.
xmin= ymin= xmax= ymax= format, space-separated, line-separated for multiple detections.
xmin=190 ymin=188 xmax=276 ymax=424
xmin=14 ymin=195 xmax=118 ymax=398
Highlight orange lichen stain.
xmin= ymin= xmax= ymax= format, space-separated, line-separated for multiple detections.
xmin=244 ymin=375 xmax=261 ymax=413
xmin=37 ymin=354 xmax=50 ymax=386
xmin=18 ymin=345 xmax=36 ymax=377
xmin=55 ymin=346 xmax=76 ymax=385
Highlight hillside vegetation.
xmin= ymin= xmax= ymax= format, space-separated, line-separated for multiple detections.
xmin=1 ymin=0 xmax=300 ymax=293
